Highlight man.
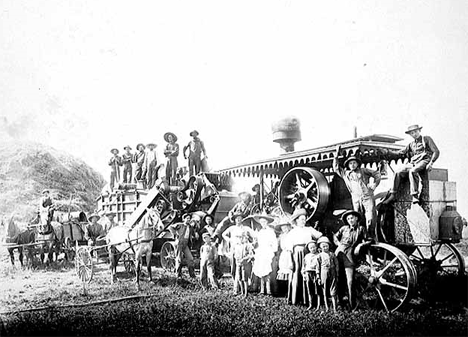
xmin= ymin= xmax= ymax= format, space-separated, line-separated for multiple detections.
xmin=39 ymin=189 xmax=55 ymax=223
xmin=168 ymin=213 xmax=198 ymax=278
xmin=133 ymin=143 xmax=146 ymax=184
xmin=333 ymin=145 xmax=381 ymax=239
xmin=163 ymin=132 xmax=179 ymax=185
xmin=122 ymin=146 xmax=133 ymax=184
xmin=384 ymin=124 xmax=440 ymax=204
xmin=108 ymin=148 xmax=122 ymax=190
xmin=85 ymin=213 xmax=105 ymax=247
xmin=103 ymin=212 xmax=118 ymax=234
xmin=143 ymin=143 xmax=160 ymax=189
xmin=183 ymin=130 xmax=207 ymax=176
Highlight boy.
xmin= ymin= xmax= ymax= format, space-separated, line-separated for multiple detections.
xmin=108 ymin=148 xmax=122 ymax=190
xmin=302 ymin=240 xmax=320 ymax=311
xmin=199 ymin=233 xmax=220 ymax=290
xmin=316 ymin=236 xmax=339 ymax=312
xmin=233 ymin=232 xmax=254 ymax=297
xmin=334 ymin=210 xmax=368 ymax=310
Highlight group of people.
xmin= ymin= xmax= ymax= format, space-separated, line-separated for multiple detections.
xmin=108 ymin=130 xmax=208 ymax=190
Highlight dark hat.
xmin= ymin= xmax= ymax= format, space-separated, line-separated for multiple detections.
xmin=252 ymin=184 xmax=260 ymax=192
xmin=405 ymin=124 xmax=423 ymax=134
xmin=136 ymin=143 xmax=145 ymax=150
xmin=290 ymin=208 xmax=307 ymax=222
xmin=146 ymin=143 xmax=157 ymax=148
xmin=344 ymin=156 xmax=362 ymax=169
xmin=164 ymin=132 xmax=178 ymax=143
xmin=124 ymin=145 xmax=132 ymax=151
xmin=88 ymin=213 xmax=101 ymax=221
xmin=42 ymin=189 xmax=50 ymax=194
xmin=252 ymin=214 xmax=275 ymax=224
xmin=341 ymin=210 xmax=362 ymax=226
xmin=110 ymin=148 xmax=119 ymax=154
xmin=189 ymin=130 xmax=199 ymax=137
xmin=203 ymin=214 xmax=214 ymax=222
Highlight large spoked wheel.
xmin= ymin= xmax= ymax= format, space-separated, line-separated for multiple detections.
xmin=123 ymin=253 xmax=136 ymax=275
xmin=354 ymin=243 xmax=417 ymax=313
xmin=160 ymin=241 xmax=177 ymax=272
xmin=75 ymin=246 xmax=94 ymax=284
xmin=409 ymin=242 xmax=465 ymax=278
xmin=278 ymin=167 xmax=330 ymax=221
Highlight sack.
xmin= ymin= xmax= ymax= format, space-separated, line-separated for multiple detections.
xmin=201 ymin=158 xmax=210 ymax=172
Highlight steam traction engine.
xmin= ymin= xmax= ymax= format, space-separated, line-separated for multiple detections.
xmin=218 ymin=133 xmax=465 ymax=312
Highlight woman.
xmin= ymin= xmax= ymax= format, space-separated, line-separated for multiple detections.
xmin=284 ymin=208 xmax=323 ymax=305
xmin=252 ymin=214 xmax=278 ymax=295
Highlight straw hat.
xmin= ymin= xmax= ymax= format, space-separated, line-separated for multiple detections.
xmin=88 ymin=213 xmax=101 ymax=222
xmin=341 ymin=210 xmax=362 ymax=226
xmin=110 ymin=148 xmax=119 ymax=154
xmin=124 ymin=145 xmax=132 ymax=151
xmin=343 ymin=156 xmax=362 ymax=169
xmin=317 ymin=236 xmax=331 ymax=247
xmin=405 ymin=124 xmax=422 ymax=134
xmin=189 ymin=130 xmax=199 ymax=137
xmin=136 ymin=143 xmax=145 ymax=151
xmin=290 ymin=208 xmax=307 ymax=222
xmin=252 ymin=214 xmax=275 ymax=224
xmin=164 ymin=132 xmax=178 ymax=143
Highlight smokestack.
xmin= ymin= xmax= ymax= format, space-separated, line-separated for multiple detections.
xmin=353 ymin=126 xmax=358 ymax=138
xmin=271 ymin=116 xmax=301 ymax=154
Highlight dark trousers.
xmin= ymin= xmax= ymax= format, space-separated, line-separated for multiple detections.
xmin=123 ymin=165 xmax=132 ymax=183
xmin=188 ymin=156 xmax=202 ymax=176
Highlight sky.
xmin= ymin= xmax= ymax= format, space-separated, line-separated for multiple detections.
xmin=1 ymin=1 xmax=468 ymax=213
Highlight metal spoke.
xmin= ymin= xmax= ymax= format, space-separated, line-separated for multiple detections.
xmin=380 ymin=279 xmax=408 ymax=291
xmin=376 ymin=257 xmax=398 ymax=278
xmin=440 ymin=252 xmax=455 ymax=263
xmin=416 ymin=247 xmax=425 ymax=260
xmin=430 ymin=245 xmax=435 ymax=258
xmin=295 ymin=173 xmax=302 ymax=188
xmin=433 ymin=243 xmax=443 ymax=258
xmin=376 ymin=287 xmax=389 ymax=312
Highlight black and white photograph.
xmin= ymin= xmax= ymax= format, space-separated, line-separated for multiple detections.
xmin=0 ymin=1 xmax=467 ymax=336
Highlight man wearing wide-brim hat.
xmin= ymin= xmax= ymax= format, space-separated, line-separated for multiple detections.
xmin=333 ymin=209 xmax=367 ymax=310
xmin=143 ymin=143 xmax=161 ymax=189
xmin=134 ymin=143 xmax=146 ymax=184
xmin=163 ymin=132 xmax=179 ymax=185
xmin=168 ymin=213 xmax=197 ymax=278
xmin=383 ymin=124 xmax=440 ymax=204
xmin=109 ymin=148 xmax=123 ymax=190
xmin=85 ymin=212 xmax=105 ymax=247
xmin=104 ymin=211 xmax=118 ymax=234
xmin=39 ymin=189 xmax=55 ymax=223
xmin=333 ymin=145 xmax=381 ymax=240
xmin=122 ymin=146 xmax=134 ymax=184
xmin=183 ymin=130 xmax=207 ymax=176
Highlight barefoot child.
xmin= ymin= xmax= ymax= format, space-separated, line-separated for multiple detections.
xmin=199 ymin=233 xmax=220 ymax=290
xmin=233 ymin=232 xmax=254 ymax=297
xmin=316 ymin=236 xmax=339 ymax=312
xmin=302 ymin=240 xmax=320 ymax=311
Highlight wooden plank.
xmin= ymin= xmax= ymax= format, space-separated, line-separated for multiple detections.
xmin=123 ymin=187 xmax=161 ymax=228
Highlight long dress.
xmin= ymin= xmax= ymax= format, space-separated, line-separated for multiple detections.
xmin=285 ymin=226 xmax=322 ymax=305
xmin=252 ymin=227 xmax=277 ymax=278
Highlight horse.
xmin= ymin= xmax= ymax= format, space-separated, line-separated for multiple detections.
xmin=36 ymin=210 xmax=64 ymax=265
xmin=106 ymin=207 xmax=160 ymax=290
xmin=2 ymin=217 xmax=35 ymax=266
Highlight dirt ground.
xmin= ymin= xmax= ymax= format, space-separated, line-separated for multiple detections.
xmin=1 ymin=232 xmax=467 ymax=315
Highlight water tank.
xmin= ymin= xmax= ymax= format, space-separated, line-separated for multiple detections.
xmin=271 ymin=116 xmax=302 ymax=154
xmin=439 ymin=205 xmax=463 ymax=242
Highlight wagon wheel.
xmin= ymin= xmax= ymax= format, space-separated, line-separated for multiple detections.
xmin=123 ymin=253 xmax=136 ymax=275
xmin=75 ymin=246 xmax=94 ymax=284
xmin=278 ymin=167 xmax=330 ymax=222
xmin=65 ymin=237 xmax=76 ymax=261
xmin=409 ymin=242 xmax=465 ymax=278
xmin=160 ymin=241 xmax=176 ymax=271
xmin=354 ymin=243 xmax=417 ymax=313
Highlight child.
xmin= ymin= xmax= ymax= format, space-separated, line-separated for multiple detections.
xmin=316 ymin=236 xmax=339 ymax=312
xmin=233 ymin=232 xmax=254 ymax=297
xmin=199 ymin=233 xmax=220 ymax=290
xmin=302 ymin=240 xmax=320 ymax=311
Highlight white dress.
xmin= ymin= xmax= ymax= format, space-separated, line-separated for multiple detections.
xmin=253 ymin=227 xmax=278 ymax=278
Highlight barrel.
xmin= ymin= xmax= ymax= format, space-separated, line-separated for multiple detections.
xmin=439 ymin=205 xmax=463 ymax=242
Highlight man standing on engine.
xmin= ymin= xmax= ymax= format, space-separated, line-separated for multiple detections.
xmin=183 ymin=130 xmax=207 ymax=176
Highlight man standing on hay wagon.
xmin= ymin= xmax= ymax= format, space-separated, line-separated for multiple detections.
xmin=133 ymin=143 xmax=146 ymax=185
xmin=168 ymin=213 xmax=198 ymax=278
xmin=122 ymin=145 xmax=133 ymax=184
xmin=183 ymin=130 xmax=207 ymax=176
xmin=333 ymin=146 xmax=381 ymax=240
xmin=163 ymin=132 xmax=179 ymax=185
xmin=383 ymin=124 xmax=440 ymax=204
xmin=143 ymin=143 xmax=162 ymax=189
xmin=39 ymin=189 xmax=55 ymax=223
xmin=108 ymin=148 xmax=122 ymax=190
